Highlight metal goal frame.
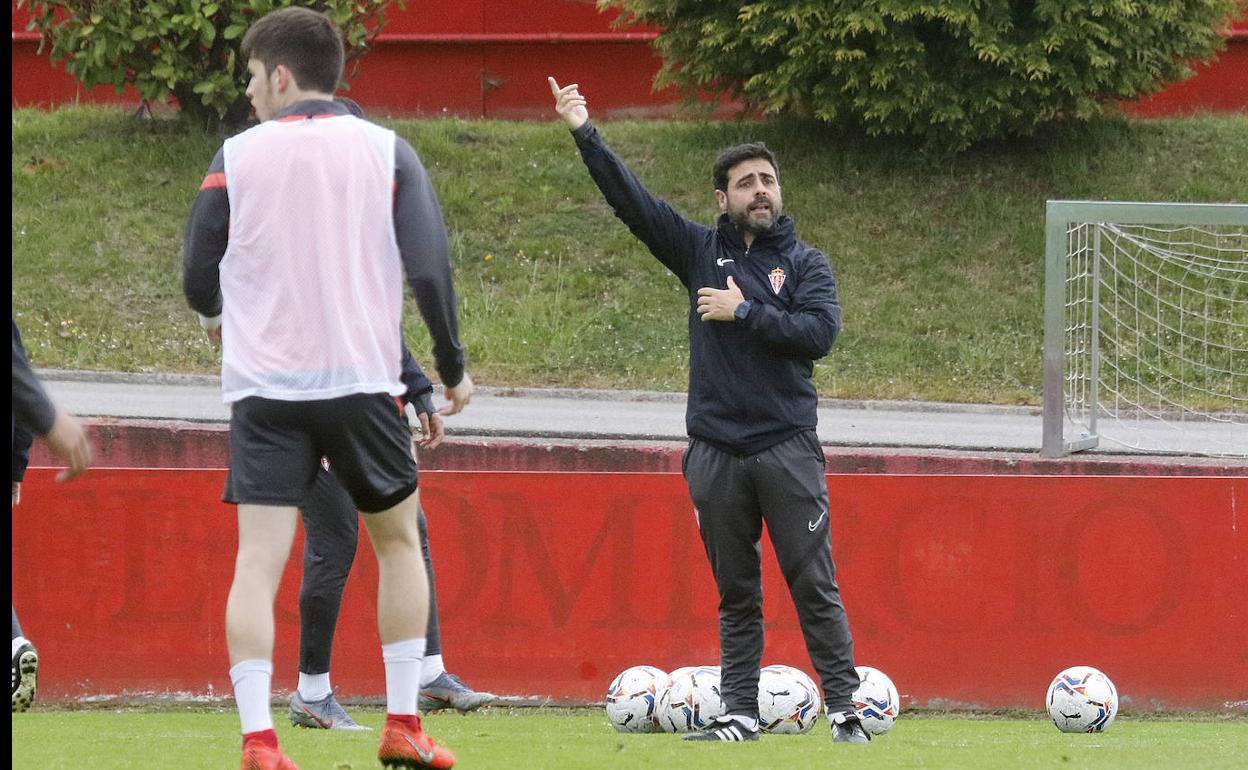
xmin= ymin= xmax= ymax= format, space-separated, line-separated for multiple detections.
xmin=1041 ymin=200 xmax=1248 ymax=458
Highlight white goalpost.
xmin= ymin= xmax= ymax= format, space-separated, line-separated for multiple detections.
xmin=1042 ymin=201 xmax=1248 ymax=458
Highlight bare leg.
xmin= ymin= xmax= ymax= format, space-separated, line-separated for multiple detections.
xmin=360 ymin=490 xmax=429 ymax=645
xmin=368 ymin=491 xmax=456 ymax=766
xmin=227 ymin=504 xmax=299 ymax=664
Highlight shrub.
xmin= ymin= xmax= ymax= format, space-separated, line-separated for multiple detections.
xmin=603 ymin=0 xmax=1245 ymax=149
xmin=20 ymin=0 xmax=400 ymax=130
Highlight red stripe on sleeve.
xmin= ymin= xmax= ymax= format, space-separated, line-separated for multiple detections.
xmin=199 ymin=172 xmax=227 ymax=190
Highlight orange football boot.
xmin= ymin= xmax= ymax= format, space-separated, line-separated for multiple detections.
xmin=378 ymin=713 xmax=455 ymax=769
xmin=240 ymin=733 xmax=299 ymax=770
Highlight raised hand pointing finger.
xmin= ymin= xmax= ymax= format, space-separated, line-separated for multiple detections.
xmin=548 ymin=76 xmax=589 ymax=130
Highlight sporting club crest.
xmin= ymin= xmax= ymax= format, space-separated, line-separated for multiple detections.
xmin=769 ymin=267 xmax=786 ymax=294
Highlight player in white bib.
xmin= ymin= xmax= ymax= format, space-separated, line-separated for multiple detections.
xmin=183 ymin=8 xmax=471 ymax=769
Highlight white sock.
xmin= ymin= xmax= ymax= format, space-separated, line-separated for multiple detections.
xmin=419 ymin=654 xmax=446 ymax=687
xmin=298 ymin=672 xmax=332 ymax=702
xmin=230 ymin=659 xmax=273 ymax=734
xmin=382 ymin=638 xmax=426 ymax=715
xmin=726 ymin=714 xmax=759 ymax=732
xmin=12 ymin=636 xmax=30 ymax=658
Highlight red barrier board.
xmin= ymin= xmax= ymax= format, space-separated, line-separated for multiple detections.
xmin=11 ymin=469 xmax=1246 ymax=709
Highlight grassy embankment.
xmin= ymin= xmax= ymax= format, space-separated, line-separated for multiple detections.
xmin=12 ymin=107 xmax=1247 ymax=404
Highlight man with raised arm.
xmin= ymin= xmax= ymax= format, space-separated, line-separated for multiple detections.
xmin=183 ymin=8 xmax=470 ymax=769
xmin=549 ymin=77 xmax=869 ymax=745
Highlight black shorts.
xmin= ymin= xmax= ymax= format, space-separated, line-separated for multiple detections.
xmin=224 ymin=393 xmax=417 ymax=513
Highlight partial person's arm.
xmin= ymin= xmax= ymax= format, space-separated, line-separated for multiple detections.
xmin=736 ymin=250 xmax=841 ymax=359
xmin=550 ymin=78 xmax=707 ymax=286
xmin=12 ymin=413 xmax=33 ymax=501
xmin=11 ymin=322 xmax=36 ymax=489
xmin=12 ymin=415 xmax=33 ymax=477
xmin=393 ymin=138 xmax=466 ymax=391
xmin=12 ymin=322 xmax=56 ymax=437
xmin=182 ymin=148 xmax=229 ymax=340
xmin=12 ymin=322 xmax=92 ymax=481
xmin=399 ymin=343 xmax=446 ymax=450
xmin=400 ymin=342 xmax=436 ymax=416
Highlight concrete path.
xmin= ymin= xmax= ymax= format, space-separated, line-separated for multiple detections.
xmin=35 ymin=369 xmax=1247 ymax=457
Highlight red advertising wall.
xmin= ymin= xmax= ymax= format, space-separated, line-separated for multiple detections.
xmin=12 ymin=2 xmax=1247 ymax=117
xmin=12 ymin=468 xmax=1245 ymax=710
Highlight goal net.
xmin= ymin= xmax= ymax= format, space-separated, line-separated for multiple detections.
xmin=1042 ymin=201 xmax=1248 ymax=458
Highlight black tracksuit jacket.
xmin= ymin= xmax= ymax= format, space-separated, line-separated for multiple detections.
xmin=12 ymin=320 xmax=53 ymax=482
xmin=398 ymin=345 xmax=436 ymax=416
xmin=572 ymin=122 xmax=841 ymax=456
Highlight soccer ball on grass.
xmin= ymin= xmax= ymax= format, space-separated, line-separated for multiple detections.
xmin=758 ymin=664 xmax=823 ymax=734
xmin=851 ymin=665 xmax=900 ymax=735
xmin=1046 ymin=666 xmax=1118 ymax=733
xmin=657 ymin=665 xmax=725 ymax=732
xmin=604 ymin=665 xmax=666 ymax=733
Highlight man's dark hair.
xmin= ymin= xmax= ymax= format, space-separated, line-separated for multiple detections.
xmin=712 ymin=143 xmax=779 ymax=192
xmin=241 ymin=7 xmax=344 ymax=94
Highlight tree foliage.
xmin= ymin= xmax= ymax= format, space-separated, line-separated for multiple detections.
xmin=20 ymin=0 xmax=400 ymax=130
xmin=603 ymin=0 xmax=1245 ymax=149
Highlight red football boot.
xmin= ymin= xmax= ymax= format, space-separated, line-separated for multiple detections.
xmin=240 ymin=730 xmax=299 ymax=770
xmin=378 ymin=713 xmax=455 ymax=769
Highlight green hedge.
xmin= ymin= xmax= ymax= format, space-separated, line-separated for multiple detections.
xmin=604 ymin=0 xmax=1244 ymax=149
xmin=19 ymin=0 xmax=398 ymax=129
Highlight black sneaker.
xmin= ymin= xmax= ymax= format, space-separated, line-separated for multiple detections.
xmin=831 ymin=716 xmax=871 ymax=743
xmin=682 ymin=715 xmax=761 ymax=742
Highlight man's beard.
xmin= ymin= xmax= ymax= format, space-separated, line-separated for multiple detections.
xmin=730 ymin=198 xmax=779 ymax=235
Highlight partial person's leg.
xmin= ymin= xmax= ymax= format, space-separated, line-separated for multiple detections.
xmin=288 ymin=467 xmax=369 ymax=730
xmin=360 ymin=490 xmax=429 ymax=713
xmin=298 ymin=468 xmax=360 ymax=693
xmin=323 ymin=392 xmax=453 ymax=766
xmin=227 ymin=504 xmax=299 ymax=737
xmin=684 ymin=439 xmax=765 ymax=724
xmin=755 ymin=432 xmax=865 ymax=742
xmin=416 ymin=505 xmax=496 ymax=713
xmin=362 ymin=490 xmax=455 ymax=767
xmin=418 ymin=505 xmax=442 ymax=661
xmin=224 ymin=396 xmax=316 ymax=766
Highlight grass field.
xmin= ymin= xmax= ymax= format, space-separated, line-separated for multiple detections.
xmin=11 ymin=107 xmax=1248 ymax=403
xmin=10 ymin=707 xmax=1248 ymax=769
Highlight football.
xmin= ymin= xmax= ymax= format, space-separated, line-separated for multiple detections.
xmin=604 ymin=665 xmax=666 ymax=733
xmin=657 ymin=665 xmax=725 ymax=733
xmin=852 ymin=666 xmax=901 ymax=735
xmin=758 ymin=664 xmax=823 ymax=734
xmin=1046 ymin=666 xmax=1118 ymax=733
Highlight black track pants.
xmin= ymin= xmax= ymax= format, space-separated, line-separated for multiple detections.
xmin=298 ymin=466 xmax=442 ymax=675
xmin=683 ymin=430 xmax=859 ymax=717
